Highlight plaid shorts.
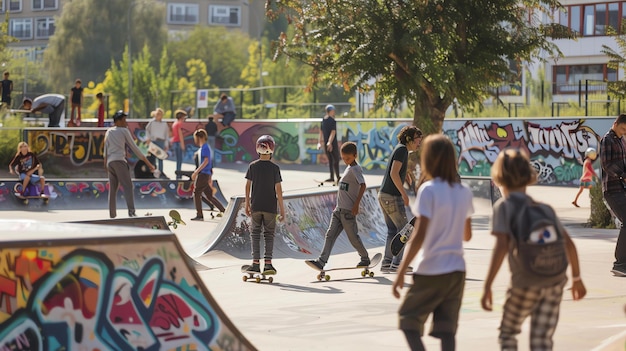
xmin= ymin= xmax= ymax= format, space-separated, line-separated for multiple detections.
xmin=499 ymin=280 xmax=566 ymax=351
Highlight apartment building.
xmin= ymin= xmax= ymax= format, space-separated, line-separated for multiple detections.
xmin=4 ymin=0 xmax=265 ymax=53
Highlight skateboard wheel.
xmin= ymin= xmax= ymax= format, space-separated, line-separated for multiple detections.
xmin=400 ymin=235 xmax=408 ymax=243
xmin=243 ymin=275 xmax=248 ymax=282
xmin=369 ymin=272 xmax=375 ymax=278
xmin=361 ymin=270 xmax=366 ymax=277
xmin=268 ymin=277 xmax=273 ymax=284
xmin=316 ymin=274 xmax=322 ymax=281
xmin=23 ymin=199 xmax=29 ymax=205
xmin=324 ymin=275 xmax=330 ymax=281
xmin=255 ymin=277 xmax=261 ymax=283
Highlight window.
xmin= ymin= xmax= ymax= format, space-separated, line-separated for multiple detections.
xmin=32 ymin=0 xmax=57 ymax=10
xmin=10 ymin=18 xmax=32 ymax=39
xmin=167 ymin=3 xmax=198 ymax=24
xmin=553 ymin=64 xmax=617 ymax=94
xmin=8 ymin=0 xmax=21 ymax=12
xmin=563 ymin=2 xmax=625 ymax=36
xmin=35 ymin=17 xmax=54 ymax=38
xmin=209 ymin=5 xmax=241 ymax=26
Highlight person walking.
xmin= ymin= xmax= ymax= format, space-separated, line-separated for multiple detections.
xmin=318 ymin=104 xmax=340 ymax=184
xmin=244 ymin=135 xmax=285 ymax=274
xmin=190 ymin=129 xmax=225 ymax=221
xmin=391 ymin=134 xmax=473 ymax=351
xmin=171 ymin=109 xmax=187 ymax=179
xmin=572 ymin=147 xmax=598 ymax=207
xmin=104 ymin=110 xmax=155 ymax=218
xmin=600 ymin=113 xmax=626 ymax=277
xmin=481 ymin=148 xmax=586 ymax=350
xmin=145 ymin=107 xmax=170 ymax=175
xmin=305 ymin=141 xmax=371 ymax=270
xmin=379 ymin=125 xmax=423 ymax=272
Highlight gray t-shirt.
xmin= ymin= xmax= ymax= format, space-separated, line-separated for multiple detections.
xmin=337 ymin=163 xmax=365 ymax=210
xmin=104 ymin=126 xmax=144 ymax=166
xmin=491 ymin=192 xmax=567 ymax=288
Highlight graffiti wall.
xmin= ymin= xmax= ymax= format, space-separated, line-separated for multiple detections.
xmin=23 ymin=117 xmax=614 ymax=185
xmin=0 ymin=222 xmax=255 ymax=350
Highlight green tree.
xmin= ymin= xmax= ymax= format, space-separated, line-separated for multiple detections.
xmin=166 ymin=26 xmax=251 ymax=89
xmin=131 ymin=45 xmax=158 ymax=117
xmin=602 ymin=27 xmax=626 ymax=100
xmin=269 ymin=0 xmax=573 ymax=133
xmin=44 ymin=0 xmax=166 ymax=90
xmin=155 ymin=47 xmax=179 ymax=112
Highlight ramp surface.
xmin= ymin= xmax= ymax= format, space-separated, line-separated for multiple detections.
xmin=187 ymin=178 xmax=500 ymax=259
xmin=0 ymin=178 xmax=227 ymax=211
xmin=0 ymin=219 xmax=256 ymax=351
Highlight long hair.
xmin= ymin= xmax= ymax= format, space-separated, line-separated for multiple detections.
xmin=15 ymin=141 xmax=29 ymax=157
xmin=491 ymin=148 xmax=537 ymax=189
xmin=418 ymin=134 xmax=459 ymax=187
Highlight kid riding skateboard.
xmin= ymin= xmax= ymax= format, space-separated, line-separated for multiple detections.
xmin=168 ymin=209 xmax=186 ymax=229
xmin=390 ymin=217 xmax=417 ymax=256
xmin=306 ymin=252 xmax=382 ymax=281
xmin=241 ymin=265 xmax=275 ymax=284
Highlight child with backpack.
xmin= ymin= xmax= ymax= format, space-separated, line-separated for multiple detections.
xmin=482 ymin=148 xmax=587 ymax=351
xmin=391 ymin=134 xmax=474 ymax=351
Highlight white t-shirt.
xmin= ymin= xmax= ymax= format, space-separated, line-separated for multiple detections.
xmin=410 ymin=178 xmax=474 ymax=275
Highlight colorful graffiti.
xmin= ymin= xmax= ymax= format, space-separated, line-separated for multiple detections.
xmin=0 ymin=236 xmax=254 ymax=350
xmin=22 ymin=117 xmax=614 ymax=185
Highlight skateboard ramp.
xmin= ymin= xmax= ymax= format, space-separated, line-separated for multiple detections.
xmin=187 ymin=177 xmax=500 ymax=259
xmin=0 ymin=178 xmax=227 ymax=211
xmin=0 ymin=219 xmax=256 ymax=351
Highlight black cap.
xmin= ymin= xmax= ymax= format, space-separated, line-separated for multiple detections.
xmin=113 ymin=110 xmax=127 ymax=121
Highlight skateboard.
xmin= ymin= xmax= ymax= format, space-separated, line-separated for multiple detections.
xmin=168 ymin=209 xmax=186 ymax=229
xmin=241 ymin=265 xmax=275 ymax=284
xmin=13 ymin=183 xmax=51 ymax=205
xmin=314 ymin=179 xmax=337 ymax=187
xmin=306 ymin=252 xmax=382 ymax=281
xmin=148 ymin=142 xmax=168 ymax=160
xmin=14 ymin=193 xmax=49 ymax=205
xmin=390 ymin=217 xmax=418 ymax=256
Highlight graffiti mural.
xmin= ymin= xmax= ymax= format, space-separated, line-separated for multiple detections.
xmin=23 ymin=117 xmax=613 ymax=185
xmin=0 ymin=233 xmax=255 ymax=350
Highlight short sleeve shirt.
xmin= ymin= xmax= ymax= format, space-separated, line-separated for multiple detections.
xmin=199 ymin=143 xmax=213 ymax=175
xmin=380 ymin=144 xmax=408 ymax=196
xmin=337 ymin=163 xmax=365 ymax=210
xmin=245 ymin=159 xmax=282 ymax=213
xmin=321 ymin=116 xmax=337 ymax=146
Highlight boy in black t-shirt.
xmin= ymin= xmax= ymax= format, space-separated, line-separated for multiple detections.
xmin=244 ymin=135 xmax=285 ymax=274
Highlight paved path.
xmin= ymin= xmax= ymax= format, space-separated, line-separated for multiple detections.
xmin=4 ymin=159 xmax=625 ymax=350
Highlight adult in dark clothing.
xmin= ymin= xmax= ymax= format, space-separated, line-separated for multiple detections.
xmin=205 ymin=116 xmax=218 ymax=150
xmin=21 ymin=94 xmax=66 ymax=128
xmin=600 ymin=113 xmax=626 ymax=277
xmin=318 ymin=104 xmax=340 ymax=183
xmin=1 ymin=71 xmax=13 ymax=107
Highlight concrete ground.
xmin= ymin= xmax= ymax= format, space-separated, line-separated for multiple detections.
xmin=3 ymin=159 xmax=625 ymax=351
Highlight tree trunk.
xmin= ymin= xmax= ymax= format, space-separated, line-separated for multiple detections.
xmin=412 ymin=97 xmax=447 ymax=135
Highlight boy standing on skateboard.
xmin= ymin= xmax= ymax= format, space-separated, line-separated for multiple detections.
xmin=306 ymin=141 xmax=371 ymax=270
xmin=244 ymin=135 xmax=285 ymax=274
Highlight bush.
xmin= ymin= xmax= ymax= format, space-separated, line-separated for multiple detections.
xmin=589 ymin=183 xmax=615 ymax=228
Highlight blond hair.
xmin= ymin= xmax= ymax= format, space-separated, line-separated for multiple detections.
xmin=15 ymin=141 xmax=29 ymax=156
xmin=418 ymin=134 xmax=459 ymax=187
xmin=491 ymin=148 xmax=537 ymax=189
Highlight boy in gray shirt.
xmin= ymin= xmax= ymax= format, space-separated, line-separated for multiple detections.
xmin=306 ymin=141 xmax=370 ymax=269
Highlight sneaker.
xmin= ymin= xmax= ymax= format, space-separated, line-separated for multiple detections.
xmin=381 ymin=262 xmax=392 ymax=273
xmin=305 ymin=259 xmax=324 ymax=270
xmin=611 ymin=267 xmax=626 ymax=277
xmin=128 ymin=211 xmax=137 ymax=217
xmin=190 ymin=216 xmax=204 ymax=221
xmin=324 ymin=178 xmax=334 ymax=183
xmin=263 ymin=263 xmax=277 ymax=275
xmin=356 ymin=258 xmax=371 ymax=267
xmin=245 ymin=263 xmax=261 ymax=273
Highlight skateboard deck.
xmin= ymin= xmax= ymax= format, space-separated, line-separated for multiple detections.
xmin=14 ymin=193 xmax=49 ymax=205
xmin=148 ymin=142 xmax=168 ymax=160
xmin=306 ymin=252 xmax=382 ymax=281
xmin=167 ymin=209 xmax=186 ymax=229
xmin=241 ymin=265 xmax=275 ymax=283
xmin=13 ymin=183 xmax=53 ymax=205
xmin=390 ymin=217 xmax=418 ymax=256
xmin=314 ymin=179 xmax=337 ymax=187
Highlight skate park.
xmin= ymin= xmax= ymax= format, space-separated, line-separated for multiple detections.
xmin=0 ymin=118 xmax=624 ymax=350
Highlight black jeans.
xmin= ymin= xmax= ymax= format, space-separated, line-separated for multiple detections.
xmin=603 ymin=191 xmax=626 ymax=270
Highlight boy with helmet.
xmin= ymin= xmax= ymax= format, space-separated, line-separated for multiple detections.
xmin=572 ymin=147 xmax=599 ymax=207
xmin=244 ymin=135 xmax=286 ymax=274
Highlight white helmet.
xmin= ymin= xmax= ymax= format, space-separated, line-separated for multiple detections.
xmin=584 ymin=147 xmax=597 ymax=160
xmin=256 ymin=135 xmax=275 ymax=155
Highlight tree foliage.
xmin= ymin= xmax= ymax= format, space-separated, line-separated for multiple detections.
xmin=268 ymin=0 xmax=574 ymax=133
xmin=602 ymin=26 xmax=626 ymax=100
xmin=44 ymin=0 xmax=166 ymax=90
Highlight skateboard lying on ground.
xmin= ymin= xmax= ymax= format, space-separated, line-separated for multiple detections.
xmin=307 ymin=252 xmax=382 ymax=281
xmin=168 ymin=209 xmax=186 ymax=229
xmin=390 ymin=217 xmax=418 ymax=256
xmin=314 ymin=179 xmax=337 ymax=187
xmin=241 ymin=265 xmax=275 ymax=284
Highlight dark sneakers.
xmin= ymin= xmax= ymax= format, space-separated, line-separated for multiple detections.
xmin=246 ymin=263 xmax=261 ymax=273
xmin=611 ymin=267 xmax=626 ymax=277
xmin=263 ymin=263 xmax=277 ymax=275
xmin=190 ymin=216 xmax=204 ymax=221
xmin=305 ymin=259 xmax=324 ymax=270
xmin=356 ymin=258 xmax=371 ymax=267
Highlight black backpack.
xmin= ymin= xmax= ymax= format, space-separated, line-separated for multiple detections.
xmin=510 ymin=194 xmax=568 ymax=278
